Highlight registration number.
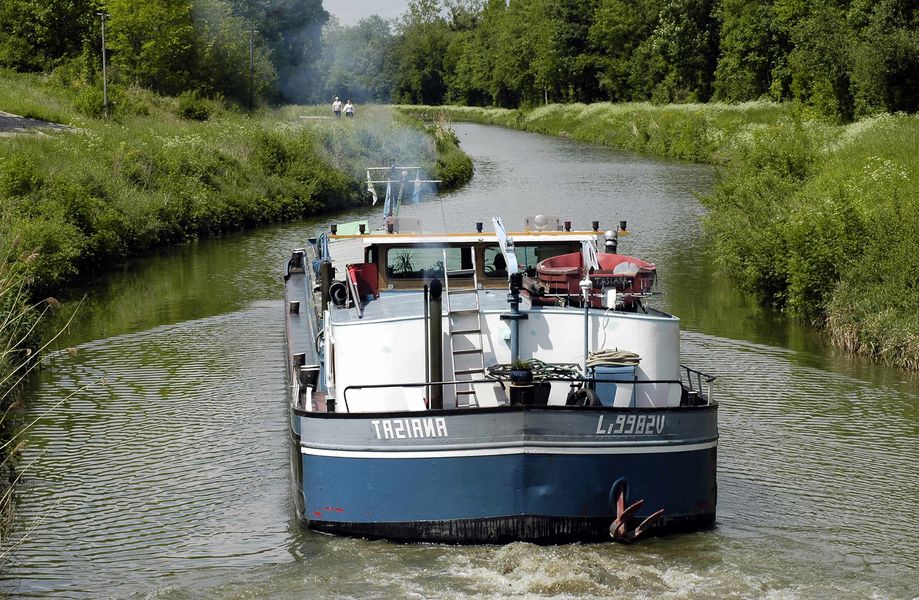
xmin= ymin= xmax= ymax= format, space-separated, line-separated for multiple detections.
xmin=595 ymin=414 xmax=665 ymax=435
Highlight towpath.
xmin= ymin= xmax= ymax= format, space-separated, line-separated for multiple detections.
xmin=0 ymin=110 xmax=70 ymax=136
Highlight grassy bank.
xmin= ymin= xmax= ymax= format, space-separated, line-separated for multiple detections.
xmin=400 ymin=103 xmax=918 ymax=370
xmin=398 ymin=101 xmax=794 ymax=164
xmin=704 ymin=114 xmax=919 ymax=370
xmin=0 ymin=71 xmax=471 ymax=299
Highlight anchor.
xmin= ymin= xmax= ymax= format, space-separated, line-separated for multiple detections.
xmin=609 ymin=481 xmax=665 ymax=543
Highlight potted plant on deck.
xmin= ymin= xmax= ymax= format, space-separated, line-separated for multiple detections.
xmin=508 ymin=358 xmax=535 ymax=405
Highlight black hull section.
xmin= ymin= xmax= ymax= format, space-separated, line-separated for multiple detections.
xmin=304 ymin=513 xmax=716 ymax=545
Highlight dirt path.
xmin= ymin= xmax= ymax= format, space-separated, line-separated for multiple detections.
xmin=0 ymin=110 xmax=70 ymax=136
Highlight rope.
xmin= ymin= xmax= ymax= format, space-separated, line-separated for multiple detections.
xmin=587 ymin=349 xmax=641 ymax=368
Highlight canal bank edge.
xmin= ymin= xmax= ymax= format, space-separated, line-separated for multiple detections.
xmin=398 ymin=104 xmax=918 ymax=371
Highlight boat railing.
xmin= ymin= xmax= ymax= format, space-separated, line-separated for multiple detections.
xmin=341 ymin=380 xmax=477 ymax=412
xmin=342 ymin=373 xmax=714 ymax=412
xmin=680 ymin=365 xmax=717 ymax=404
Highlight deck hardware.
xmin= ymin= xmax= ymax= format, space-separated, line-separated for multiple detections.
xmin=290 ymin=300 xmax=300 ymax=314
xmin=592 ymin=220 xmax=600 ymax=231
xmin=564 ymin=220 xmax=571 ymax=231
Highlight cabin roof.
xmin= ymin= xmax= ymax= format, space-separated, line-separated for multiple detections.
xmin=328 ymin=230 xmax=602 ymax=245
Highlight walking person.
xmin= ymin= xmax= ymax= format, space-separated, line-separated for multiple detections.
xmin=332 ymin=96 xmax=342 ymax=117
xmin=344 ymin=99 xmax=354 ymax=118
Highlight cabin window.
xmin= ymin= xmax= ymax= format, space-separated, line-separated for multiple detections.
xmin=483 ymin=244 xmax=574 ymax=277
xmin=386 ymin=246 xmax=473 ymax=280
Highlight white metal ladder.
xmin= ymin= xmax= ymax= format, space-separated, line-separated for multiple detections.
xmin=442 ymin=248 xmax=486 ymax=407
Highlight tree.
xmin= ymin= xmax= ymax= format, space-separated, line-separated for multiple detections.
xmin=0 ymin=0 xmax=94 ymax=70
xmin=589 ymin=0 xmax=662 ymax=101
xmin=714 ymin=0 xmax=776 ymax=101
xmin=849 ymin=0 xmax=919 ymax=115
xmin=392 ymin=0 xmax=452 ymax=104
xmin=316 ymin=16 xmax=395 ymax=103
xmin=227 ymin=0 xmax=328 ymax=102
xmin=785 ymin=2 xmax=856 ymax=121
xmin=106 ymin=0 xmax=197 ymax=95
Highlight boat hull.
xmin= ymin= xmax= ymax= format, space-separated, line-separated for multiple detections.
xmin=291 ymin=405 xmax=717 ymax=544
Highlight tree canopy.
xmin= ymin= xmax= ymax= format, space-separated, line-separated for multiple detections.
xmin=315 ymin=0 xmax=917 ymax=121
xmin=1 ymin=0 xmax=915 ymax=118
xmin=0 ymin=0 xmax=327 ymax=105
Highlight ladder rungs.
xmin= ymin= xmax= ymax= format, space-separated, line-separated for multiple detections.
xmin=447 ymin=287 xmax=477 ymax=294
xmin=452 ymin=328 xmax=481 ymax=335
xmin=453 ymin=347 xmax=483 ymax=355
xmin=450 ymin=308 xmax=479 ymax=316
xmin=456 ymin=389 xmax=477 ymax=395
xmin=455 ymin=368 xmax=485 ymax=375
xmin=446 ymin=268 xmax=476 ymax=276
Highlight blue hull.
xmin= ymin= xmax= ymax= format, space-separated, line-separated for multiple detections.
xmin=297 ymin=447 xmax=716 ymax=543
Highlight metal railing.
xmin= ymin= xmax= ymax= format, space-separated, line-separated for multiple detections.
xmin=340 ymin=368 xmax=716 ymax=412
xmin=680 ymin=365 xmax=717 ymax=404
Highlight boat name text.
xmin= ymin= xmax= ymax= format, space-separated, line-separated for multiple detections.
xmin=372 ymin=417 xmax=448 ymax=440
xmin=595 ymin=414 xmax=665 ymax=435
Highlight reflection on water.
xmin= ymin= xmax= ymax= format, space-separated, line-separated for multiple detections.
xmin=3 ymin=124 xmax=917 ymax=599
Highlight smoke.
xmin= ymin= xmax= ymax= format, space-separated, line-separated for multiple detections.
xmin=315 ymin=15 xmax=396 ymax=104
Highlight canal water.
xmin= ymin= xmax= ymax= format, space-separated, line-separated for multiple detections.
xmin=3 ymin=124 xmax=917 ymax=599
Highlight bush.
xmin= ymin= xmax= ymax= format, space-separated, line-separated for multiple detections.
xmin=73 ymin=85 xmax=108 ymax=118
xmin=176 ymin=91 xmax=211 ymax=121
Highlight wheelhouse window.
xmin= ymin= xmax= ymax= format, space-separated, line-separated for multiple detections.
xmin=386 ymin=246 xmax=474 ymax=280
xmin=483 ymin=244 xmax=575 ymax=278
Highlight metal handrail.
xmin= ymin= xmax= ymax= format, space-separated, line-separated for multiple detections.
xmin=342 ymin=372 xmax=715 ymax=412
xmin=680 ymin=365 xmax=717 ymax=403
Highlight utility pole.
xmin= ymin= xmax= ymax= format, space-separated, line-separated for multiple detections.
xmin=248 ymin=30 xmax=254 ymax=111
xmin=97 ymin=11 xmax=109 ymax=117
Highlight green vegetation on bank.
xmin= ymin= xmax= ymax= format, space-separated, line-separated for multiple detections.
xmin=402 ymin=102 xmax=919 ymax=370
xmin=0 ymin=71 xmax=471 ymax=300
xmin=705 ymin=114 xmax=919 ymax=370
xmin=399 ymin=101 xmax=792 ymax=163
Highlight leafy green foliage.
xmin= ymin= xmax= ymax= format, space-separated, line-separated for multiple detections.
xmin=0 ymin=73 xmax=472 ymax=301
xmin=176 ymin=90 xmax=213 ymax=120
xmin=0 ymin=0 xmax=324 ymax=106
xmin=312 ymin=0 xmax=916 ymax=122
xmin=702 ymin=113 xmax=919 ymax=368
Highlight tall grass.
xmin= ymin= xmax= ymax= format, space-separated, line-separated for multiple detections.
xmin=398 ymin=100 xmax=793 ymax=164
xmin=702 ymin=114 xmax=919 ymax=370
xmin=0 ymin=73 xmax=471 ymax=298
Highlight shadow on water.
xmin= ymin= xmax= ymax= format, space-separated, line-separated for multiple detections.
xmin=2 ymin=123 xmax=916 ymax=599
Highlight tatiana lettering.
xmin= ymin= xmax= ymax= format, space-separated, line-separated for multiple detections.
xmin=372 ymin=417 xmax=449 ymax=440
